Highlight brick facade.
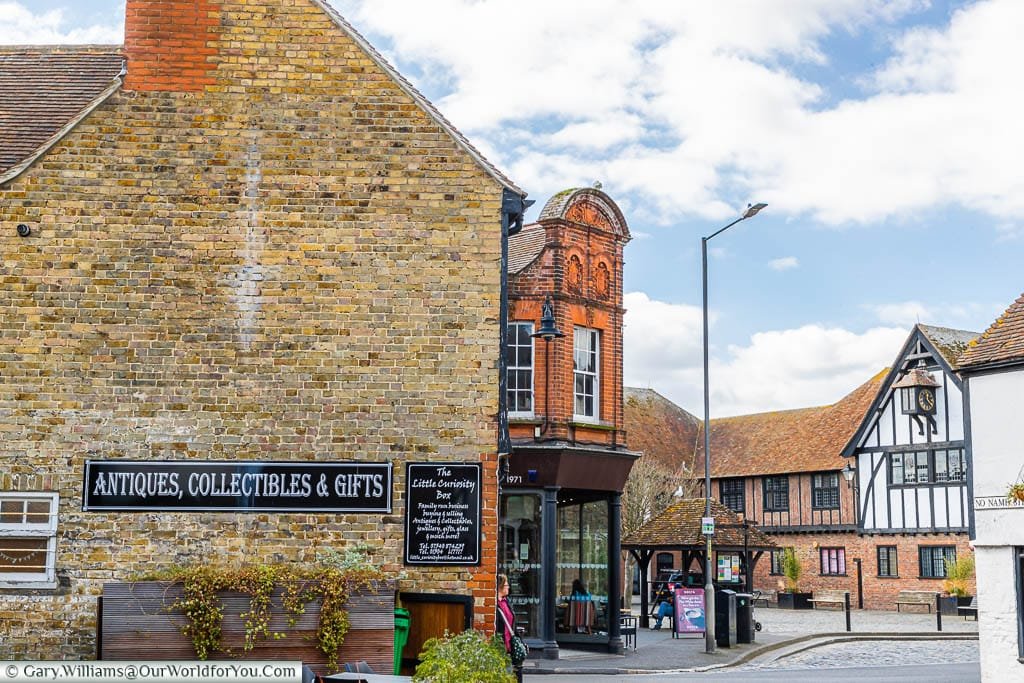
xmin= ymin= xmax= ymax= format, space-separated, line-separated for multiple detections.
xmin=753 ymin=532 xmax=975 ymax=610
xmin=508 ymin=189 xmax=629 ymax=447
xmin=1 ymin=0 xmax=516 ymax=659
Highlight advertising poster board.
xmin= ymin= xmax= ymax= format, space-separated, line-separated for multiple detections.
xmin=674 ymin=587 xmax=706 ymax=635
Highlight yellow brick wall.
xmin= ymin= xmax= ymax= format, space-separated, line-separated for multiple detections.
xmin=0 ymin=0 xmax=504 ymax=658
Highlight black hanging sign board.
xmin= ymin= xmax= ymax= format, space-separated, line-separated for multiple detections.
xmin=82 ymin=460 xmax=392 ymax=512
xmin=404 ymin=462 xmax=481 ymax=565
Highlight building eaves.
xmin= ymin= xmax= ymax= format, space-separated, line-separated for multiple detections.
xmin=508 ymin=225 xmax=546 ymax=275
xmin=958 ymin=292 xmax=1024 ymax=370
xmin=311 ymin=0 xmax=524 ymax=197
xmin=0 ymin=46 xmax=123 ymax=186
xmin=696 ymin=370 xmax=886 ymax=478
xmin=917 ymin=323 xmax=980 ymax=370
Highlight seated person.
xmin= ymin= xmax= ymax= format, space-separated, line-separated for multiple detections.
xmin=653 ymin=583 xmax=678 ymax=630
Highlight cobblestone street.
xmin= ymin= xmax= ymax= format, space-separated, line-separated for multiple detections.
xmin=742 ymin=638 xmax=979 ymax=670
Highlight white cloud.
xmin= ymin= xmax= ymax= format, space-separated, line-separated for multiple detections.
xmin=768 ymin=256 xmax=799 ymax=271
xmin=331 ymin=0 xmax=1024 ymax=228
xmin=0 ymin=3 xmax=121 ymax=44
xmin=868 ymin=300 xmax=932 ymax=326
xmin=625 ymin=291 xmax=908 ymax=417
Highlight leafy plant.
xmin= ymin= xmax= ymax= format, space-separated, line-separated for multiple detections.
xmin=1007 ymin=482 xmax=1024 ymax=503
xmin=139 ymin=550 xmax=384 ymax=670
xmin=412 ymin=630 xmax=515 ymax=683
xmin=943 ymin=554 xmax=975 ymax=598
xmin=782 ymin=547 xmax=802 ymax=593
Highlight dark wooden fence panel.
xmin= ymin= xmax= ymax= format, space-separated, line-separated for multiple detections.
xmin=100 ymin=581 xmax=395 ymax=674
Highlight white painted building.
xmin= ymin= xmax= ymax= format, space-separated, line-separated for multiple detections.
xmin=960 ymin=292 xmax=1024 ymax=682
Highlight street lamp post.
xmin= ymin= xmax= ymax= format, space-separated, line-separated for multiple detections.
xmin=702 ymin=202 xmax=766 ymax=654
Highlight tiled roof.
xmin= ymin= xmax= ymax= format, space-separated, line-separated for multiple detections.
xmin=958 ymin=292 xmax=1024 ymax=369
xmin=310 ymin=0 xmax=523 ymax=197
xmin=624 ymin=388 xmax=701 ymax=474
xmin=508 ymin=225 xmax=546 ymax=274
xmin=694 ymin=371 xmax=886 ymax=478
xmin=917 ymin=324 xmax=979 ymax=369
xmin=622 ymin=498 xmax=775 ymax=549
xmin=0 ymin=46 xmax=123 ymax=179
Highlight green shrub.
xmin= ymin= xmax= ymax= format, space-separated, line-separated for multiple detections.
xmin=412 ymin=629 xmax=515 ymax=683
xmin=782 ymin=547 xmax=802 ymax=593
xmin=943 ymin=554 xmax=975 ymax=598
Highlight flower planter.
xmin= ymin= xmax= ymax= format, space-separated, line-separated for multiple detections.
xmin=776 ymin=592 xmax=813 ymax=610
xmin=99 ymin=580 xmax=396 ymax=672
xmin=939 ymin=595 xmax=973 ymax=616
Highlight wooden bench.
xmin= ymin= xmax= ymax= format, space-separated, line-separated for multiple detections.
xmin=807 ymin=589 xmax=849 ymax=609
xmin=958 ymin=596 xmax=978 ymax=621
xmin=895 ymin=590 xmax=938 ymax=613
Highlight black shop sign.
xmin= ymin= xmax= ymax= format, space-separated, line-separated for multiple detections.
xmin=404 ymin=463 xmax=481 ymax=566
xmin=82 ymin=460 xmax=392 ymax=512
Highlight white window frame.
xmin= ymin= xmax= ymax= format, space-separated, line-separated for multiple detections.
xmin=0 ymin=492 xmax=58 ymax=588
xmin=507 ymin=322 xmax=535 ymax=418
xmin=573 ymin=327 xmax=600 ymax=422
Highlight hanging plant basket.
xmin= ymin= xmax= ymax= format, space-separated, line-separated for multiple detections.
xmin=1007 ymin=482 xmax=1024 ymax=503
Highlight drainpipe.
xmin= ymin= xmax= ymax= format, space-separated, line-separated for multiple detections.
xmin=499 ymin=189 xmax=532 ymax=462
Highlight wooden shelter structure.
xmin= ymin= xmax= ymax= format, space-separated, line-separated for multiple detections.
xmin=622 ymin=498 xmax=776 ymax=627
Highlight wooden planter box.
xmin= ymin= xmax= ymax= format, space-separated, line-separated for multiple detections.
xmin=100 ymin=580 xmax=396 ymax=673
xmin=939 ymin=595 xmax=973 ymax=616
xmin=776 ymin=592 xmax=813 ymax=610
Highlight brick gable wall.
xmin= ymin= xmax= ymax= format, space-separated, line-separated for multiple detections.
xmin=509 ymin=206 xmax=629 ymax=447
xmin=0 ymin=0 xmax=503 ymax=658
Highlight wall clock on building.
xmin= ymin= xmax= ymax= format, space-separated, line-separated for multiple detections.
xmin=917 ymin=387 xmax=936 ymax=414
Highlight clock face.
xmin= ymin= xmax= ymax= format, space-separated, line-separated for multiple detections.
xmin=917 ymin=388 xmax=936 ymax=413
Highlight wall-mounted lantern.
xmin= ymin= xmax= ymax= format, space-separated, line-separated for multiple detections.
xmin=531 ymin=296 xmax=563 ymax=438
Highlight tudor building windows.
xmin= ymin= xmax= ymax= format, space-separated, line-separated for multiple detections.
xmin=890 ymin=449 xmax=966 ymax=485
xmin=763 ymin=476 xmax=789 ymax=512
xmin=0 ymin=492 xmax=58 ymax=587
xmin=877 ymin=546 xmax=898 ymax=577
xmin=573 ymin=327 xmax=600 ymax=421
xmin=820 ymin=547 xmax=846 ymax=576
xmin=719 ymin=478 xmax=745 ymax=514
xmin=506 ymin=322 xmax=534 ymax=416
xmin=812 ymin=473 xmax=840 ymax=509
xmin=919 ymin=545 xmax=956 ymax=579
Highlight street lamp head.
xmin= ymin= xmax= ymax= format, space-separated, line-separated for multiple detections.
xmin=743 ymin=202 xmax=767 ymax=219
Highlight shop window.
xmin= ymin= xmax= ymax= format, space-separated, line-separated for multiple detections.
xmin=499 ymin=494 xmax=542 ymax=638
xmin=820 ymin=547 xmax=846 ymax=576
xmin=763 ymin=476 xmax=789 ymax=512
xmin=556 ymin=499 xmax=608 ymax=638
xmin=573 ymin=327 xmax=600 ymax=421
xmin=0 ymin=492 xmax=58 ymax=587
xmin=919 ymin=545 xmax=956 ymax=578
xmin=812 ymin=473 xmax=839 ymax=509
xmin=877 ymin=545 xmax=898 ymax=577
xmin=719 ymin=478 xmax=744 ymax=514
xmin=506 ymin=322 xmax=534 ymax=417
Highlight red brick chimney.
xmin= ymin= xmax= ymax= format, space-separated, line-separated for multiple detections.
xmin=124 ymin=0 xmax=220 ymax=91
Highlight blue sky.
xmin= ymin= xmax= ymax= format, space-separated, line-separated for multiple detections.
xmin=3 ymin=0 xmax=1022 ymax=417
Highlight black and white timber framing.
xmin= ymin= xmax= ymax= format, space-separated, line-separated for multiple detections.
xmin=842 ymin=324 xmax=978 ymax=534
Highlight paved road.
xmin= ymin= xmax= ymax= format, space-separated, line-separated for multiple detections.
xmin=526 ymin=661 xmax=980 ymax=682
xmin=526 ymin=638 xmax=980 ymax=682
